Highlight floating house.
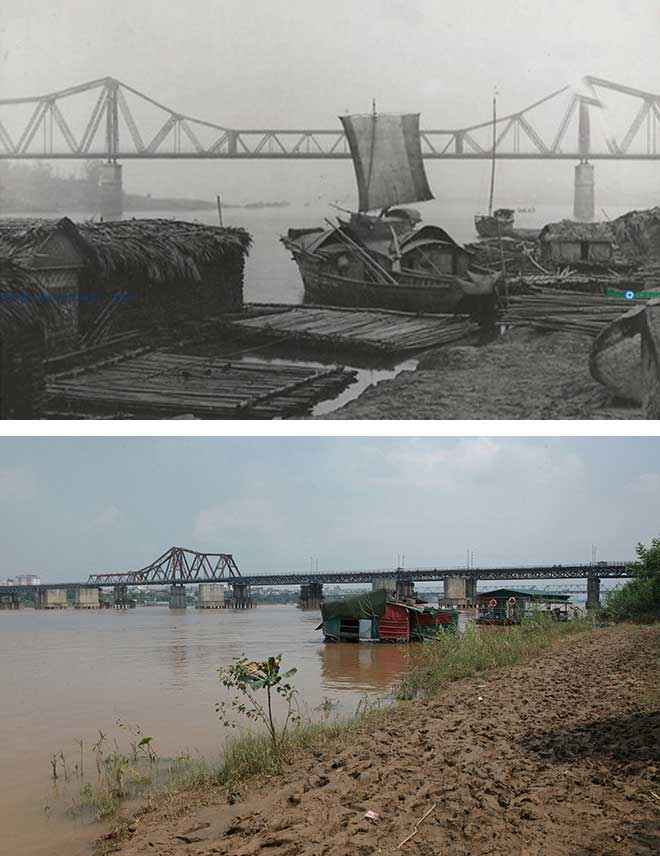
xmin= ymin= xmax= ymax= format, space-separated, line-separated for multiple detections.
xmin=0 ymin=258 xmax=59 ymax=417
xmin=539 ymin=221 xmax=614 ymax=266
xmin=75 ymin=219 xmax=251 ymax=343
xmin=319 ymin=589 xmax=458 ymax=643
xmin=476 ymin=587 xmax=571 ymax=625
xmin=0 ymin=217 xmax=87 ymax=352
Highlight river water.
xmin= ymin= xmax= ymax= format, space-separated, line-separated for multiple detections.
xmin=0 ymin=604 xmax=418 ymax=856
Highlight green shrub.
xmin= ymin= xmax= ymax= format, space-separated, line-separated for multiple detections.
xmin=604 ymin=538 xmax=660 ymax=623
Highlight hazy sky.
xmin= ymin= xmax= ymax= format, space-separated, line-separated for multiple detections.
xmin=1 ymin=1 xmax=659 ymax=203
xmin=0 ymin=437 xmax=657 ymax=581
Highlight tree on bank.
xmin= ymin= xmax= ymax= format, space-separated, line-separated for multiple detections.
xmin=604 ymin=537 xmax=660 ymax=622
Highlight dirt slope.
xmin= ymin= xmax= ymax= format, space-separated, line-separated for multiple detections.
xmin=108 ymin=626 xmax=659 ymax=856
xmin=325 ymin=330 xmax=642 ymax=419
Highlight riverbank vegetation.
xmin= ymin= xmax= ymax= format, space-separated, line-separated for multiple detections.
xmin=602 ymin=537 xmax=660 ymax=623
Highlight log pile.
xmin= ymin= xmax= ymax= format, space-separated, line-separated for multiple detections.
xmin=45 ymin=352 xmax=357 ymax=419
xmin=502 ymin=288 xmax=648 ymax=337
xmin=229 ymin=305 xmax=478 ymax=355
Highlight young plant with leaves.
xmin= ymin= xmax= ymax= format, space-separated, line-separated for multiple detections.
xmin=217 ymin=655 xmax=301 ymax=753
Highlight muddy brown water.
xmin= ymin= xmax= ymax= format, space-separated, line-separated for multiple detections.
xmin=0 ymin=604 xmax=419 ymax=856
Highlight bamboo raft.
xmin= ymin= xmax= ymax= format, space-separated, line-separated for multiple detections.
xmin=502 ymin=288 xmax=649 ymax=336
xmin=45 ymin=351 xmax=357 ymax=419
xmin=227 ymin=305 xmax=478 ymax=354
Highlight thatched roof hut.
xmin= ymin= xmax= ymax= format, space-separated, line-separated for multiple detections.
xmin=75 ymin=219 xmax=252 ymax=339
xmin=0 ymin=258 xmax=60 ymax=418
xmin=539 ymin=220 xmax=614 ymax=264
xmin=76 ymin=219 xmax=251 ymax=283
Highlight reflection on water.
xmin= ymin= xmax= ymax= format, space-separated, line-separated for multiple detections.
xmin=320 ymin=640 xmax=415 ymax=692
xmin=0 ymin=604 xmax=415 ymax=856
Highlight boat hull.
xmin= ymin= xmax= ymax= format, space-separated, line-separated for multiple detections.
xmin=474 ymin=214 xmax=515 ymax=239
xmin=291 ymin=250 xmax=491 ymax=315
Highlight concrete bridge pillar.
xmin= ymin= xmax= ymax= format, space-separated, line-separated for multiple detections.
xmin=0 ymin=592 xmax=20 ymax=610
xmin=35 ymin=588 xmax=67 ymax=609
xmin=74 ymin=587 xmax=100 ymax=609
xmin=395 ymin=578 xmax=415 ymax=599
xmin=169 ymin=584 xmax=187 ymax=609
xmin=229 ymin=582 xmax=254 ymax=609
xmin=443 ymin=576 xmax=477 ymax=607
xmin=586 ymin=576 xmax=601 ymax=610
xmin=574 ymin=161 xmax=595 ymax=222
xmin=99 ymin=161 xmax=123 ymax=220
xmin=298 ymin=581 xmax=323 ymax=610
xmin=372 ymin=578 xmax=397 ymax=594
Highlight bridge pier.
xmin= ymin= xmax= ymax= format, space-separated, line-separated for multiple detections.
xmin=372 ymin=577 xmax=397 ymax=595
xmin=196 ymin=583 xmax=226 ymax=609
xmin=113 ymin=584 xmax=135 ymax=609
xmin=169 ymin=584 xmax=187 ymax=609
xmin=586 ymin=576 xmax=601 ymax=610
xmin=395 ymin=578 xmax=415 ymax=599
xmin=0 ymin=592 xmax=20 ymax=610
xmin=74 ymin=587 xmax=100 ymax=609
xmin=573 ymin=161 xmax=595 ymax=222
xmin=442 ymin=576 xmax=477 ymax=608
xmin=228 ymin=582 xmax=254 ymax=609
xmin=35 ymin=588 xmax=67 ymax=609
xmin=298 ymin=582 xmax=323 ymax=610
xmin=99 ymin=161 xmax=123 ymax=220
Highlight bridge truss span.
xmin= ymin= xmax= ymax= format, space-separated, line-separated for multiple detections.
xmin=1 ymin=75 xmax=660 ymax=161
xmin=87 ymin=546 xmax=241 ymax=586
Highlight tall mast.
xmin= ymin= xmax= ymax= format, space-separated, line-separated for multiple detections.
xmin=488 ymin=93 xmax=497 ymax=218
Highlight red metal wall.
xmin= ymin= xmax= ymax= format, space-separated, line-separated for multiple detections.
xmin=378 ymin=603 xmax=410 ymax=641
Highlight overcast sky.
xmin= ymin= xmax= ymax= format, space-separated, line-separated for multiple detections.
xmin=0 ymin=437 xmax=657 ymax=581
xmin=1 ymin=1 xmax=659 ymax=203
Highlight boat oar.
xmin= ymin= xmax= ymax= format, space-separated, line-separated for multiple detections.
xmin=323 ymin=218 xmax=398 ymax=285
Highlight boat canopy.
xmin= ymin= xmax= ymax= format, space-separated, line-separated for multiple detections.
xmin=340 ymin=112 xmax=434 ymax=213
xmin=320 ymin=588 xmax=388 ymax=621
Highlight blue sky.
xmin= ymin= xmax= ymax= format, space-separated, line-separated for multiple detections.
xmin=0 ymin=437 xmax=658 ymax=581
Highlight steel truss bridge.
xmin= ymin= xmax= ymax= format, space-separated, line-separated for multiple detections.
xmin=0 ymin=75 xmax=659 ymax=161
xmin=0 ymin=548 xmax=634 ymax=593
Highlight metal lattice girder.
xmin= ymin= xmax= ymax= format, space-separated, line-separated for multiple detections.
xmin=86 ymin=546 xmax=242 ymax=585
xmin=0 ymin=75 xmax=660 ymax=160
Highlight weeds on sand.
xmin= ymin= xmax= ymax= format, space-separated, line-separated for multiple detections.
xmin=396 ymin=613 xmax=594 ymax=700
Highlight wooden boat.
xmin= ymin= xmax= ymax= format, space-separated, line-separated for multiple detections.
xmin=474 ymin=208 xmax=516 ymax=238
xmin=282 ymin=110 xmax=497 ymax=315
xmin=589 ymin=299 xmax=660 ymax=413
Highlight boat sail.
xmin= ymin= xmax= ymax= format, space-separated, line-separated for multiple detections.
xmin=340 ymin=111 xmax=433 ymax=213
xmin=281 ymin=108 xmax=496 ymax=316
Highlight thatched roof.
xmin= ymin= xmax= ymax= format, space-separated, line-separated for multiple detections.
xmin=539 ymin=220 xmax=614 ymax=244
xmin=0 ymin=217 xmax=87 ymax=265
xmin=0 ymin=257 xmax=60 ymax=336
xmin=76 ymin=219 xmax=252 ymax=284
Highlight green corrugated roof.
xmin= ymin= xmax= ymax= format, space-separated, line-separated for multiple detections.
xmin=478 ymin=587 xmax=570 ymax=602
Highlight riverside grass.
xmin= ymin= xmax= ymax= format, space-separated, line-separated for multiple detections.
xmin=396 ymin=613 xmax=594 ymax=700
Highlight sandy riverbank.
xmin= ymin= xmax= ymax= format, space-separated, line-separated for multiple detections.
xmin=324 ymin=328 xmax=642 ymax=419
xmin=103 ymin=625 xmax=659 ymax=856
